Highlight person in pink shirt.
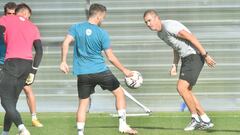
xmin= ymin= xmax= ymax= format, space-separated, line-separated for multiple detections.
xmin=0 ymin=2 xmax=43 ymax=128
xmin=0 ymin=3 xmax=43 ymax=135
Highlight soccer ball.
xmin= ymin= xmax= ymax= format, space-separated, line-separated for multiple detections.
xmin=124 ymin=71 xmax=143 ymax=89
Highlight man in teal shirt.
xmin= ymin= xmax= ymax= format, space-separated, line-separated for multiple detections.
xmin=60 ymin=3 xmax=137 ymax=135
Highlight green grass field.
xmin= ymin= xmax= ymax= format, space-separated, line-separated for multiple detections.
xmin=0 ymin=111 xmax=240 ymax=135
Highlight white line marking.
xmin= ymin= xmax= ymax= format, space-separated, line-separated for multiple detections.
xmin=110 ymin=113 xmax=150 ymax=117
xmin=37 ymin=114 xmax=240 ymax=118
xmin=20 ymin=92 xmax=240 ymax=97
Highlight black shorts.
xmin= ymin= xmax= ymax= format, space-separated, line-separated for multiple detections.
xmin=77 ymin=70 xmax=120 ymax=99
xmin=0 ymin=64 xmax=3 ymax=81
xmin=0 ymin=58 xmax=32 ymax=98
xmin=179 ymin=54 xmax=204 ymax=87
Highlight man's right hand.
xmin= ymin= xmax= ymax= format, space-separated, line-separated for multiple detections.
xmin=25 ymin=73 xmax=35 ymax=85
xmin=205 ymin=55 xmax=216 ymax=68
xmin=123 ymin=69 xmax=133 ymax=77
xmin=60 ymin=62 xmax=69 ymax=74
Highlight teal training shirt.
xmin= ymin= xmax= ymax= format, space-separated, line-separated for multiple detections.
xmin=68 ymin=22 xmax=110 ymax=75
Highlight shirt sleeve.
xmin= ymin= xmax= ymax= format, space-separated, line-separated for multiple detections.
xmin=34 ymin=26 xmax=41 ymax=40
xmin=166 ymin=20 xmax=191 ymax=35
xmin=68 ymin=24 xmax=77 ymax=39
xmin=101 ymin=30 xmax=111 ymax=50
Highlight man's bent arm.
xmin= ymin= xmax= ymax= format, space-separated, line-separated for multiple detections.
xmin=177 ymin=30 xmax=207 ymax=56
xmin=32 ymin=39 xmax=43 ymax=73
xmin=61 ymin=35 xmax=73 ymax=63
xmin=104 ymin=48 xmax=131 ymax=76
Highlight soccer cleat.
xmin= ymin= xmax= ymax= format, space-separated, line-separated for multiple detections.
xmin=184 ymin=117 xmax=201 ymax=131
xmin=18 ymin=129 xmax=30 ymax=135
xmin=119 ymin=124 xmax=138 ymax=134
xmin=199 ymin=121 xmax=214 ymax=130
xmin=32 ymin=119 xmax=43 ymax=127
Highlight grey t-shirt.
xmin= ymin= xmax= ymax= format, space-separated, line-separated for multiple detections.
xmin=157 ymin=20 xmax=197 ymax=58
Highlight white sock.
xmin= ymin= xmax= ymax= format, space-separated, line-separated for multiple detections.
xmin=1 ymin=131 xmax=9 ymax=135
xmin=118 ymin=109 xmax=126 ymax=126
xmin=18 ymin=124 xmax=26 ymax=132
xmin=77 ymin=122 xmax=85 ymax=134
xmin=32 ymin=113 xmax=37 ymax=121
xmin=191 ymin=114 xmax=200 ymax=122
xmin=200 ymin=114 xmax=211 ymax=123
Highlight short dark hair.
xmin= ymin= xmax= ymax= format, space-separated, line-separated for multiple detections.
xmin=4 ymin=2 xmax=17 ymax=15
xmin=143 ymin=9 xmax=159 ymax=18
xmin=15 ymin=3 xmax=32 ymax=15
xmin=88 ymin=3 xmax=106 ymax=17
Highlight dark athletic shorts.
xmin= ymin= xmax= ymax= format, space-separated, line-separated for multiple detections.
xmin=179 ymin=54 xmax=204 ymax=87
xmin=77 ymin=70 xmax=120 ymax=99
xmin=0 ymin=64 xmax=3 ymax=81
xmin=0 ymin=58 xmax=32 ymax=99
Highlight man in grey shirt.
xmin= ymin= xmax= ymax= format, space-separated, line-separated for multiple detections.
xmin=143 ymin=9 xmax=216 ymax=131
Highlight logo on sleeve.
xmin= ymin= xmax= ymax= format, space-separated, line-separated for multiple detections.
xmin=86 ymin=29 xmax=92 ymax=36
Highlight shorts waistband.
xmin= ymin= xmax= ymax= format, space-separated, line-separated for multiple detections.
xmin=181 ymin=53 xmax=201 ymax=59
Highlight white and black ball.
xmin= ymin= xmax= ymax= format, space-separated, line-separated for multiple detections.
xmin=124 ymin=71 xmax=143 ymax=89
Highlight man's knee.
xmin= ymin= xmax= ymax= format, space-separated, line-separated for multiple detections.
xmin=177 ymin=80 xmax=190 ymax=96
xmin=112 ymin=87 xmax=124 ymax=97
xmin=1 ymin=99 xmax=17 ymax=116
xmin=177 ymin=86 xmax=185 ymax=97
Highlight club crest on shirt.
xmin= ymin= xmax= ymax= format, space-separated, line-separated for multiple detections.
xmin=86 ymin=29 xmax=92 ymax=36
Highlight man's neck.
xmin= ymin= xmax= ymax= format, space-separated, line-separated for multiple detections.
xmin=157 ymin=22 xmax=163 ymax=32
xmin=88 ymin=17 xmax=98 ymax=25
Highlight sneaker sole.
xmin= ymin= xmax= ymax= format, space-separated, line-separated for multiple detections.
xmin=199 ymin=123 xmax=214 ymax=130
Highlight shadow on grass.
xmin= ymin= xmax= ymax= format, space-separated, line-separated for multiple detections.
xmin=86 ymin=125 xmax=117 ymax=129
xmin=137 ymin=126 xmax=240 ymax=134
xmin=204 ymin=129 xmax=240 ymax=133
xmin=86 ymin=125 xmax=182 ymax=130
xmin=87 ymin=125 xmax=240 ymax=133
xmin=136 ymin=126 xmax=240 ymax=133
